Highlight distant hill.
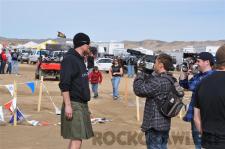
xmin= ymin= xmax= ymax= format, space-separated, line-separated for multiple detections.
xmin=0 ymin=36 xmax=71 ymax=46
xmin=124 ymin=40 xmax=225 ymax=51
xmin=1 ymin=36 xmax=225 ymax=51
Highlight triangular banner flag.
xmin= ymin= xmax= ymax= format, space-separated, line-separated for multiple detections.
xmin=0 ymin=106 xmax=5 ymax=122
xmin=9 ymin=108 xmax=25 ymax=124
xmin=26 ymin=82 xmax=35 ymax=94
xmin=5 ymin=84 xmax=14 ymax=97
xmin=27 ymin=120 xmax=40 ymax=126
xmin=4 ymin=98 xmax=17 ymax=113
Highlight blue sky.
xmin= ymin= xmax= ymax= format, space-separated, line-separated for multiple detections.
xmin=0 ymin=0 xmax=224 ymax=41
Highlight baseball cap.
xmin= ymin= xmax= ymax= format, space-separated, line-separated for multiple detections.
xmin=197 ymin=52 xmax=215 ymax=65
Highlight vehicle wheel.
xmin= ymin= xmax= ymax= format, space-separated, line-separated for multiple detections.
xmin=55 ymin=76 xmax=60 ymax=81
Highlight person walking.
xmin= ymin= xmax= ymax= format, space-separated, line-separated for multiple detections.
xmin=88 ymin=66 xmax=103 ymax=98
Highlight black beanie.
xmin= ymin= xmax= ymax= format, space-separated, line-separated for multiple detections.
xmin=73 ymin=33 xmax=90 ymax=49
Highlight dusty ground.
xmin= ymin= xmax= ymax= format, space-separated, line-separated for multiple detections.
xmin=0 ymin=64 xmax=195 ymax=149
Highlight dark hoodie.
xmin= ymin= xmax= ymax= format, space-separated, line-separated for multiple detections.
xmin=59 ymin=49 xmax=90 ymax=103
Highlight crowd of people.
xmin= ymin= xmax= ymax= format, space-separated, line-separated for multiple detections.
xmin=133 ymin=47 xmax=225 ymax=149
xmin=58 ymin=33 xmax=225 ymax=149
xmin=0 ymin=48 xmax=20 ymax=75
xmin=1 ymin=32 xmax=224 ymax=149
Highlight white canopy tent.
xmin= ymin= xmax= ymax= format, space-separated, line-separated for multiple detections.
xmin=22 ymin=41 xmax=38 ymax=48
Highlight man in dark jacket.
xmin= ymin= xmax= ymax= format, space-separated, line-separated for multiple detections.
xmin=11 ymin=48 xmax=19 ymax=75
xmin=133 ymin=53 xmax=174 ymax=149
xmin=59 ymin=33 xmax=94 ymax=149
xmin=194 ymin=45 xmax=225 ymax=149
xmin=179 ymin=52 xmax=214 ymax=149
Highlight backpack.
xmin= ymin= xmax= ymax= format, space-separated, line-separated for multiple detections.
xmin=157 ymin=74 xmax=184 ymax=118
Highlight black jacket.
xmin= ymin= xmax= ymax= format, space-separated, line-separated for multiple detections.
xmin=59 ymin=49 xmax=90 ymax=102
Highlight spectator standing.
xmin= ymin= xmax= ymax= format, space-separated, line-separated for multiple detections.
xmin=87 ymin=52 xmax=94 ymax=74
xmin=11 ymin=49 xmax=19 ymax=75
xmin=133 ymin=53 xmax=174 ymax=149
xmin=0 ymin=49 xmax=7 ymax=74
xmin=179 ymin=52 xmax=215 ymax=149
xmin=6 ymin=50 xmax=12 ymax=74
xmin=109 ymin=59 xmax=123 ymax=100
xmin=194 ymin=45 xmax=225 ymax=149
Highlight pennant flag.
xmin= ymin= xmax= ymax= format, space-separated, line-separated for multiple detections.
xmin=0 ymin=106 xmax=5 ymax=122
xmin=4 ymin=98 xmax=16 ymax=113
xmin=57 ymin=31 xmax=66 ymax=38
xmin=9 ymin=108 xmax=25 ymax=124
xmin=26 ymin=82 xmax=35 ymax=94
xmin=5 ymin=84 xmax=14 ymax=97
xmin=27 ymin=120 xmax=40 ymax=126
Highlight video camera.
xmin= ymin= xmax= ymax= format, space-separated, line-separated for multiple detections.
xmin=181 ymin=53 xmax=198 ymax=74
xmin=137 ymin=55 xmax=156 ymax=74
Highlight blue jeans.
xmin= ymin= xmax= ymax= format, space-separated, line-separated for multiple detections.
xmin=191 ymin=120 xmax=202 ymax=149
xmin=145 ymin=129 xmax=169 ymax=149
xmin=12 ymin=60 xmax=19 ymax=74
xmin=111 ymin=76 xmax=121 ymax=97
xmin=127 ymin=65 xmax=134 ymax=77
xmin=91 ymin=83 xmax=98 ymax=96
xmin=0 ymin=61 xmax=6 ymax=74
xmin=6 ymin=62 xmax=12 ymax=74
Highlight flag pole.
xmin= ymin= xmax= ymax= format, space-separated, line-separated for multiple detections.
xmin=124 ymin=76 xmax=128 ymax=105
xmin=136 ymin=96 xmax=140 ymax=121
xmin=37 ymin=76 xmax=43 ymax=112
xmin=13 ymin=80 xmax=17 ymax=126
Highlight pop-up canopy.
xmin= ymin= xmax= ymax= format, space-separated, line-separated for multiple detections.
xmin=31 ymin=40 xmax=58 ymax=50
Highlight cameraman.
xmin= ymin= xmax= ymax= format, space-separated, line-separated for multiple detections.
xmin=133 ymin=53 xmax=174 ymax=149
xmin=179 ymin=52 xmax=214 ymax=149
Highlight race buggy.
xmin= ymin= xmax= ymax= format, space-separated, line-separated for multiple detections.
xmin=35 ymin=50 xmax=65 ymax=80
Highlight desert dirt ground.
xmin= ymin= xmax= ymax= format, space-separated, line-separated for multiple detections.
xmin=0 ymin=64 xmax=195 ymax=149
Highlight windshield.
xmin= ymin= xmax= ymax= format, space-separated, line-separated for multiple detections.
xmin=37 ymin=50 xmax=49 ymax=56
